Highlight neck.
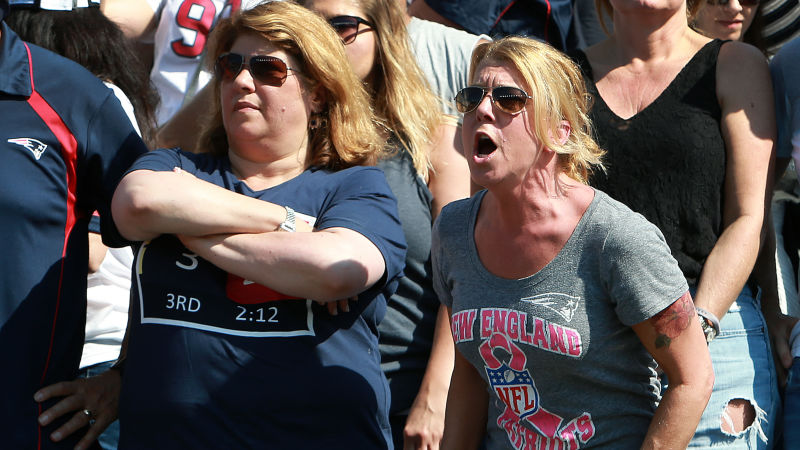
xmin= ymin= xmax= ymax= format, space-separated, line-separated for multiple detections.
xmin=228 ymin=145 xmax=308 ymax=191
xmin=610 ymin=7 xmax=692 ymax=61
xmin=488 ymin=171 xmax=580 ymax=226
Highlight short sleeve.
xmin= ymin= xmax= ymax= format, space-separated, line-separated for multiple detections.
xmin=125 ymin=147 xmax=193 ymax=175
xmin=601 ymin=213 xmax=689 ymax=326
xmin=313 ymin=167 xmax=407 ymax=288
xmin=84 ymin=91 xmax=148 ymax=248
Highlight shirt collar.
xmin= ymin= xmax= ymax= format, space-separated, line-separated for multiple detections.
xmin=0 ymin=22 xmax=33 ymax=97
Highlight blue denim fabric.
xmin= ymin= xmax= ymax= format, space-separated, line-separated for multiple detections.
xmin=79 ymin=361 xmax=119 ymax=450
xmin=689 ymin=286 xmax=780 ymax=449
xmin=783 ymin=358 xmax=800 ymax=449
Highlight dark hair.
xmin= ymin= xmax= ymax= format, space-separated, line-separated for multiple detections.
xmin=686 ymin=0 xmax=769 ymax=55
xmin=7 ymin=7 xmax=159 ymax=146
xmin=742 ymin=7 xmax=768 ymax=55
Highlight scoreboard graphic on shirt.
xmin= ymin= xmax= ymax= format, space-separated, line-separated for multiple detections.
xmin=134 ymin=236 xmax=315 ymax=337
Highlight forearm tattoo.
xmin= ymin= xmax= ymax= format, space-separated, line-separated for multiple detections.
xmin=652 ymin=291 xmax=695 ymax=349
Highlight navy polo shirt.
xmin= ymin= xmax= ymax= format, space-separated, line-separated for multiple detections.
xmin=0 ymin=23 xmax=147 ymax=449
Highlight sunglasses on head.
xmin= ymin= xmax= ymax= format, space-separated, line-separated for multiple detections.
xmin=454 ymin=86 xmax=532 ymax=115
xmin=214 ymin=53 xmax=299 ymax=87
xmin=328 ymin=15 xmax=374 ymax=45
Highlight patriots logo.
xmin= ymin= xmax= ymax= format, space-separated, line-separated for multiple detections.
xmin=521 ymin=293 xmax=581 ymax=322
xmin=8 ymin=138 xmax=48 ymax=160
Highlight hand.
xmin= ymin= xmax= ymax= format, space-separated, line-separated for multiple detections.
xmin=763 ymin=307 xmax=798 ymax=386
xmin=33 ymin=369 xmax=121 ymax=450
xmin=403 ymin=392 xmax=446 ymax=450
xmin=317 ymin=296 xmax=357 ymax=316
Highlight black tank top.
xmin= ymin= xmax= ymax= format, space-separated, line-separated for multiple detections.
xmin=572 ymin=40 xmax=726 ymax=284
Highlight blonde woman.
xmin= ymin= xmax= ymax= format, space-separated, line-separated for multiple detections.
xmin=572 ymin=0 xmax=778 ymax=446
xmin=301 ymin=0 xmax=470 ymax=448
xmin=111 ymin=2 xmax=406 ymax=448
xmin=434 ymin=37 xmax=713 ymax=449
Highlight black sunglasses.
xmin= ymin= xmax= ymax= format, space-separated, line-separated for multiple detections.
xmin=328 ymin=15 xmax=374 ymax=45
xmin=454 ymin=86 xmax=532 ymax=115
xmin=214 ymin=53 xmax=299 ymax=87
xmin=706 ymin=0 xmax=759 ymax=5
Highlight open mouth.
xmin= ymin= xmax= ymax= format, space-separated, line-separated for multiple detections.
xmin=475 ymin=133 xmax=498 ymax=159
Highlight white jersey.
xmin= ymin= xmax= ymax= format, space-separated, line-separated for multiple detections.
xmin=146 ymin=0 xmax=262 ymax=124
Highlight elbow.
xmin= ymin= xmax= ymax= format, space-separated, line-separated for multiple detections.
xmin=111 ymin=175 xmax=162 ymax=241
xmin=688 ymin=358 xmax=715 ymax=406
xmin=311 ymin=252 xmax=383 ymax=302
xmin=312 ymin=265 xmax=374 ymax=302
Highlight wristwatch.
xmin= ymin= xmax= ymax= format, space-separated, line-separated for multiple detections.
xmin=278 ymin=206 xmax=296 ymax=232
xmin=696 ymin=307 xmax=720 ymax=344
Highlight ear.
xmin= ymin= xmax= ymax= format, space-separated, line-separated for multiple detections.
xmin=555 ymin=120 xmax=571 ymax=146
xmin=308 ymin=85 xmax=327 ymax=114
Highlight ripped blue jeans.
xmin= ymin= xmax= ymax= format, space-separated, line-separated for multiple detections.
xmin=689 ymin=285 xmax=780 ymax=449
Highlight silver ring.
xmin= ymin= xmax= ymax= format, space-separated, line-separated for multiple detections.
xmin=83 ymin=409 xmax=96 ymax=426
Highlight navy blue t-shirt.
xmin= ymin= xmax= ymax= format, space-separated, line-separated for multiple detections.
xmin=118 ymin=149 xmax=406 ymax=449
xmin=0 ymin=23 xmax=147 ymax=449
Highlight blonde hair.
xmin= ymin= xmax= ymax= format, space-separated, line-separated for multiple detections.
xmin=352 ymin=0 xmax=441 ymax=181
xmin=198 ymin=0 xmax=383 ymax=170
xmin=469 ymin=36 xmax=604 ymax=183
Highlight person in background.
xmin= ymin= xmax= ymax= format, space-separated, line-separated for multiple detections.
xmin=0 ymin=0 xmax=148 ymax=448
xmin=407 ymin=0 xmax=574 ymax=51
xmin=771 ymin=35 xmax=800 ymax=447
xmin=301 ymin=1 xmax=470 ymax=448
xmin=758 ymin=0 xmax=800 ymax=53
xmin=690 ymin=0 xmax=800 ymax=418
xmin=399 ymin=0 xmax=489 ymax=197
xmin=6 ymin=2 xmax=158 ymax=449
xmin=8 ymin=0 xmax=158 ymax=145
xmin=100 ymin=0 xmax=262 ymax=126
xmin=690 ymin=0 xmax=768 ymax=52
xmin=112 ymin=2 xmax=406 ymax=448
xmin=572 ymin=0 xmax=778 ymax=446
xmin=434 ymin=36 xmax=713 ymax=449
xmin=399 ymin=0 xmax=489 ymax=118
xmin=7 ymin=0 xmax=158 ymax=450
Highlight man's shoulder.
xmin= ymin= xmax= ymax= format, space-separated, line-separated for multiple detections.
xmin=25 ymin=42 xmax=109 ymax=99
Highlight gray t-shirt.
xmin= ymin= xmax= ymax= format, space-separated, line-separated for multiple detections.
xmin=432 ymin=189 xmax=688 ymax=449
xmin=407 ymin=17 xmax=488 ymax=117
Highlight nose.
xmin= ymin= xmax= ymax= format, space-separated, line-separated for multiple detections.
xmin=725 ymin=0 xmax=743 ymax=10
xmin=474 ymin=90 xmax=495 ymax=121
xmin=232 ymin=65 xmax=256 ymax=92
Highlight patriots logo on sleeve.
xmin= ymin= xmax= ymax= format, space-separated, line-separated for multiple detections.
xmin=8 ymin=138 xmax=48 ymax=160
